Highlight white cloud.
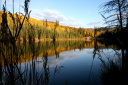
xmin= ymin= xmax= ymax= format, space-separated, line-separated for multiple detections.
xmin=86 ymin=21 xmax=105 ymax=27
xmin=35 ymin=49 xmax=83 ymax=67
xmin=30 ymin=9 xmax=82 ymax=27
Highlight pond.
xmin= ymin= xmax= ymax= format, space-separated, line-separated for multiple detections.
xmin=0 ymin=40 xmax=122 ymax=85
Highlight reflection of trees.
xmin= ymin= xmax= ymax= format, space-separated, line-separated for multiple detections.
xmin=93 ymin=39 xmax=128 ymax=85
xmin=0 ymin=40 xmax=95 ymax=66
xmin=0 ymin=44 xmax=65 ymax=85
xmin=122 ymin=45 xmax=128 ymax=84
xmin=0 ymin=39 xmax=94 ymax=84
xmin=99 ymin=57 xmax=122 ymax=85
xmin=43 ymin=52 xmax=50 ymax=85
xmin=93 ymin=39 xmax=100 ymax=58
xmin=86 ymin=39 xmax=100 ymax=85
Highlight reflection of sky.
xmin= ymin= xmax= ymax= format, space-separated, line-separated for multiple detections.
xmin=18 ymin=48 xmax=121 ymax=69
xmin=35 ymin=48 xmax=94 ymax=67
xmin=37 ymin=49 xmax=84 ymax=67
xmin=15 ymin=48 xmax=121 ymax=85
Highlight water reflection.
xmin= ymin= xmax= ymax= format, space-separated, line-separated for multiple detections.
xmin=93 ymin=39 xmax=124 ymax=85
xmin=0 ymin=40 xmax=95 ymax=85
xmin=0 ymin=40 xmax=94 ymax=67
xmin=0 ymin=40 xmax=125 ymax=85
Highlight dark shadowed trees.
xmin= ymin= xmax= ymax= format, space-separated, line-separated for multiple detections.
xmin=100 ymin=0 xmax=128 ymax=29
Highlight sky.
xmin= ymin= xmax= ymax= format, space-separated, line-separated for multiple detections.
xmin=0 ymin=0 xmax=110 ymax=28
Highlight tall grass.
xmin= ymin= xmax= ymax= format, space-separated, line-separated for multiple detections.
xmin=0 ymin=0 xmax=35 ymax=85
xmin=0 ymin=0 xmax=95 ymax=84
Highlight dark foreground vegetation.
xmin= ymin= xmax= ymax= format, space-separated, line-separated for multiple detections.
xmin=0 ymin=0 xmax=128 ymax=85
xmin=97 ymin=28 xmax=128 ymax=47
xmin=93 ymin=29 xmax=128 ymax=85
xmin=93 ymin=0 xmax=128 ymax=84
xmin=0 ymin=0 xmax=95 ymax=85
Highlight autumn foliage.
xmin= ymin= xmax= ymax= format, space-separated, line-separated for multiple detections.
xmin=0 ymin=11 xmax=96 ymax=42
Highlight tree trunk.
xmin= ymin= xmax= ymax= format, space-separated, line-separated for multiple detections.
xmin=118 ymin=0 xmax=123 ymax=29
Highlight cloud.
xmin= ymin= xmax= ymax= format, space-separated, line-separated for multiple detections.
xmin=35 ymin=49 xmax=83 ymax=67
xmin=34 ymin=48 xmax=94 ymax=67
xmin=30 ymin=9 xmax=82 ymax=27
xmin=86 ymin=21 xmax=105 ymax=27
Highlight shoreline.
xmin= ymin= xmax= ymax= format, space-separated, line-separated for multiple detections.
xmin=16 ymin=37 xmax=93 ymax=43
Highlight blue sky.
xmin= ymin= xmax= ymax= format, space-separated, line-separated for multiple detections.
xmin=0 ymin=0 xmax=109 ymax=28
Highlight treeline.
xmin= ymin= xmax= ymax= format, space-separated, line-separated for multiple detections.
xmin=94 ymin=0 xmax=128 ymax=47
xmin=0 ymin=11 xmax=95 ymax=42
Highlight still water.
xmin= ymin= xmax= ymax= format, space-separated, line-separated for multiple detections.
xmin=0 ymin=40 xmax=122 ymax=85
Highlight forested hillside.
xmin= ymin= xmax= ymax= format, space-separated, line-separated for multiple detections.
xmin=0 ymin=11 xmax=95 ymax=42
